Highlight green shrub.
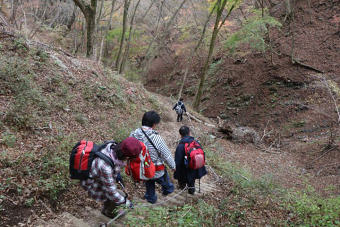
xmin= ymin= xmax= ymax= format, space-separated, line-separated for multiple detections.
xmin=124 ymin=69 xmax=141 ymax=82
xmin=1 ymin=131 xmax=16 ymax=147
xmin=208 ymin=59 xmax=222 ymax=76
xmin=291 ymin=120 xmax=305 ymax=128
xmin=74 ymin=113 xmax=87 ymax=125
xmin=108 ymin=120 xmax=139 ymax=142
xmin=225 ymin=9 xmax=281 ymax=54
xmin=25 ymin=198 xmax=35 ymax=207
xmin=125 ymin=201 xmax=218 ymax=226
xmin=38 ymin=134 xmax=75 ymax=201
xmin=148 ymin=94 xmax=161 ymax=111
xmin=82 ymin=81 xmax=127 ymax=109
xmin=13 ymin=38 xmax=28 ymax=52
xmin=0 ymin=56 xmax=50 ymax=130
xmin=287 ymin=191 xmax=340 ymax=226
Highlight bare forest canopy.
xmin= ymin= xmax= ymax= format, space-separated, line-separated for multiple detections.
xmin=0 ymin=0 xmax=290 ymax=109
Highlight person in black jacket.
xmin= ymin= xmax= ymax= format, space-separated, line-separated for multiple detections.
xmin=174 ymin=126 xmax=207 ymax=194
xmin=173 ymin=98 xmax=187 ymax=122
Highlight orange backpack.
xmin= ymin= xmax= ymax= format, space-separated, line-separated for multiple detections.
xmin=125 ymin=141 xmax=155 ymax=181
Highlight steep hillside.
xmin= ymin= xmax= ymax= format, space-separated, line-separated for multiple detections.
xmin=145 ymin=0 xmax=340 ymax=191
xmin=0 ymin=30 xmax=169 ymax=226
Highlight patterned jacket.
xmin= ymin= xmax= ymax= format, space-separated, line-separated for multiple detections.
xmin=81 ymin=143 xmax=125 ymax=204
xmin=130 ymin=126 xmax=176 ymax=179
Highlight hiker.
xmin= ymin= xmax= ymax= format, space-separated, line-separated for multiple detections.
xmin=80 ymin=137 xmax=141 ymax=218
xmin=130 ymin=110 xmax=176 ymax=204
xmin=173 ymin=98 xmax=187 ymax=122
xmin=174 ymin=126 xmax=207 ymax=195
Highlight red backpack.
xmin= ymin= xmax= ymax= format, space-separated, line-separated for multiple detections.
xmin=184 ymin=140 xmax=205 ymax=170
xmin=69 ymin=140 xmax=116 ymax=180
xmin=125 ymin=141 xmax=156 ymax=181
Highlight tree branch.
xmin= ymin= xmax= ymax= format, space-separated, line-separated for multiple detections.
xmin=292 ymin=58 xmax=323 ymax=73
xmin=217 ymin=3 xmax=235 ymax=32
xmin=73 ymin=0 xmax=87 ymax=15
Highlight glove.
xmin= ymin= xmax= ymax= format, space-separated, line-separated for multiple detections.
xmin=125 ymin=199 xmax=134 ymax=209
xmin=116 ymin=173 xmax=125 ymax=187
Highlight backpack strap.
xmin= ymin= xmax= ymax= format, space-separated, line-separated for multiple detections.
xmin=95 ymin=151 xmax=115 ymax=169
xmin=141 ymin=128 xmax=166 ymax=173
xmin=141 ymin=128 xmax=161 ymax=157
xmin=95 ymin=144 xmax=128 ymax=198
xmin=97 ymin=140 xmax=117 ymax=151
xmin=94 ymin=141 xmax=117 ymax=169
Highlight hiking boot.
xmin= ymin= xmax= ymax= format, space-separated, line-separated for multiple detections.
xmin=188 ymin=189 xmax=195 ymax=195
xmin=162 ymin=190 xmax=174 ymax=196
xmin=101 ymin=208 xmax=116 ymax=219
xmin=101 ymin=200 xmax=118 ymax=218
xmin=101 ymin=206 xmax=127 ymax=219
xmin=178 ymin=182 xmax=186 ymax=190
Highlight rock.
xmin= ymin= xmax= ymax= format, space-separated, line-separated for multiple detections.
xmin=219 ymin=113 xmax=229 ymax=119
xmin=50 ymin=54 xmax=68 ymax=71
xmin=232 ymin=127 xmax=260 ymax=144
xmin=217 ymin=122 xmax=233 ymax=140
xmin=217 ymin=117 xmax=259 ymax=144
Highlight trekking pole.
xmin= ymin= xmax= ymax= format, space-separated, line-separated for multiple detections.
xmin=185 ymin=189 xmax=188 ymax=202
xmin=199 ymin=179 xmax=201 ymax=193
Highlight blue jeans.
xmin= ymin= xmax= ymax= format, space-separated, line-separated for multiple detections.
xmin=144 ymin=170 xmax=174 ymax=204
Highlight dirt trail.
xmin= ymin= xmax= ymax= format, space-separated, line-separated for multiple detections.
xmin=33 ymin=94 xmax=220 ymax=227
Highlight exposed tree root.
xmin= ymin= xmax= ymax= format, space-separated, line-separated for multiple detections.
xmin=292 ymin=58 xmax=324 ymax=73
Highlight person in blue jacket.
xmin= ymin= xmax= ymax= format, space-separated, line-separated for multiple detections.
xmin=174 ymin=126 xmax=207 ymax=194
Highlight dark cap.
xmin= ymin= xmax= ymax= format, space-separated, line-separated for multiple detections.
xmin=121 ymin=137 xmax=142 ymax=158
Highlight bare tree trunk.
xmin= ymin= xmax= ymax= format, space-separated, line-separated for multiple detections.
xmin=141 ymin=0 xmax=155 ymax=20
xmin=10 ymin=0 xmax=18 ymax=25
xmin=115 ymin=0 xmax=131 ymax=70
xmin=101 ymin=0 xmax=116 ymax=62
xmin=67 ymin=3 xmax=77 ymax=31
xmin=98 ymin=36 xmax=105 ymax=63
xmin=289 ymin=0 xmax=296 ymax=63
xmin=94 ymin=0 xmax=104 ymax=60
xmin=86 ymin=9 xmax=96 ymax=57
xmin=119 ymin=0 xmax=141 ymax=73
xmin=108 ymin=0 xmax=116 ymax=30
xmin=80 ymin=17 xmax=86 ymax=53
xmin=143 ymin=0 xmax=165 ymax=62
xmin=0 ymin=0 xmax=7 ymax=17
xmin=193 ymin=0 xmax=229 ymax=110
xmin=73 ymin=0 xmax=97 ymax=57
xmin=96 ymin=0 xmax=104 ymax=26
xmin=178 ymin=3 xmax=217 ymax=99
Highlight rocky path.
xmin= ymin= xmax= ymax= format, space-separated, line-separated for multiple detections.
xmin=33 ymin=94 xmax=220 ymax=227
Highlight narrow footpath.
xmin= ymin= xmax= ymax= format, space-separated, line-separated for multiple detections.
xmin=33 ymin=94 xmax=221 ymax=227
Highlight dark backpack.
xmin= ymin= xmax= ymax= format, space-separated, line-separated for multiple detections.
xmin=69 ymin=140 xmax=117 ymax=180
xmin=183 ymin=140 xmax=205 ymax=170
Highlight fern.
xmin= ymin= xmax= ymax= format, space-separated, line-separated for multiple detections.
xmin=225 ymin=9 xmax=281 ymax=54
